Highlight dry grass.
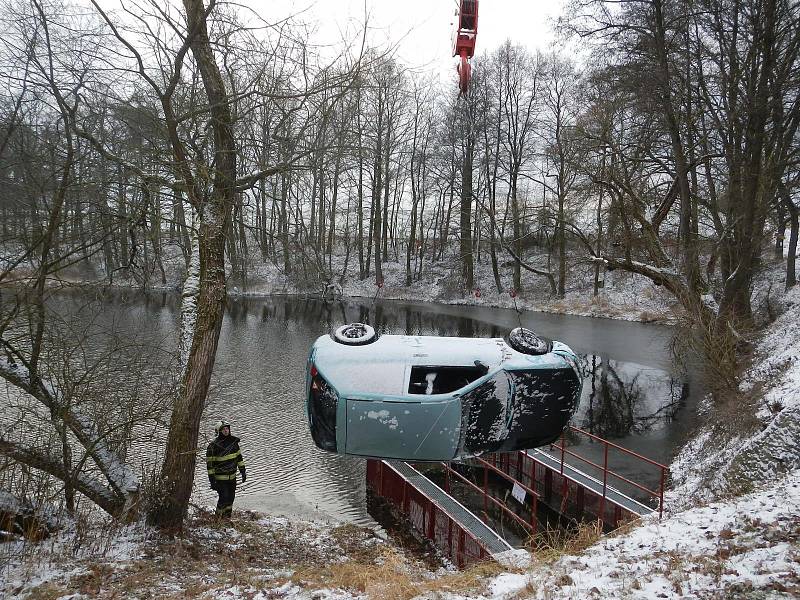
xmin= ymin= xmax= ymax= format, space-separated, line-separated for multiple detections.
xmin=293 ymin=546 xmax=506 ymax=600
xmin=527 ymin=520 xmax=604 ymax=563
xmin=605 ymin=516 xmax=642 ymax=539
xmin=8 ymin=510 xmax=394 ymax=599
xmin=710 ymin=394 xmax=762 ymax=438
xmin=70 ymin=564 xmax=115 ymax=596
xmin=10 ymin=509 xmax=516 ymax=599
xmin=547 ymin=295 xmax=670 ymax=322
xmin=295 ymin=547 xmax=419 ymax=599
xmin=329 ymin=523 xmax=383 ymax=562
xmin=430 ymin=560 xmax=510 ymax=593
xmin=24 ymin=582 xmax=71 ymax=600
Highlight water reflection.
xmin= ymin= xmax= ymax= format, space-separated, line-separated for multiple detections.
xmin=577 ymin=355 xmax=688 ymax=439
xmin=51 ymin=290 xmax=696 ymax=525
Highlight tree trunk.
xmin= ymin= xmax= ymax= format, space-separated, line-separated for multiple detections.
xmin=441 ymin=180 xmax=455 ymax=261
xmin=326 ymin=157 xmax=340 ymax=267
xmin=717 ymin=0 xmax=777 ymax=327
xmin=407 ymin=149 xmax=418 ymax=287
xmin=782 ymin=185 xmax=798 ymax=289
xmin=593 ymin=153 xmax=605 ymax=296
xmin=356 ymin=87 xmax=365 ymax=279
xmin=149 ymin=0 xmax=236 ymax=529
xmin=461 ymin=133 xmax=475 ymax=291
xmin=372 ymin=91 xmax=384 ymax=285
xmin=382 ymin=112 xmax=391 ymax=263
xmin=653 ymin=0 xmax=701 ymax=294
xmin=511 ymin=175 xmax=522 ymax=291
xmin=558 ymin=191 xmax=566 ymax=298
xmin=775 ymin=200 xmax=786 ymax=260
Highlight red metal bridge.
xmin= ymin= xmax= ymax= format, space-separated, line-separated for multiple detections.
xmin=366 ymin=426 xmax=668 ymax=568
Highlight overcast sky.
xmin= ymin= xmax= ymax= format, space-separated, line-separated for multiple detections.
xmin=259 ymin=0 xmax=566 ymax=82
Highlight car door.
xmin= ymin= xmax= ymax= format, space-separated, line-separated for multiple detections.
xmin=344 ymin=395 xmax=462 ymax=461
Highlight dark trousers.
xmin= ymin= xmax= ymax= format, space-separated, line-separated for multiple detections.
xmin=215 ymin=480 xmax=236 ymax=517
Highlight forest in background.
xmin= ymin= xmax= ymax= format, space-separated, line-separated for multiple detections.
xmin=2 ymin=0 xmax=797 ymax=301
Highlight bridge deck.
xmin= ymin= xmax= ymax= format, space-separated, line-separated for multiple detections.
xmin=388 ymin=461 xmax=513 ymax=555
xmin=527 ymin=448 xmax=653 ymax=517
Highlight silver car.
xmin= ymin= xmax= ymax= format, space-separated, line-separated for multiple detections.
xmin=306 ymin=324 xmax=582 ymax=461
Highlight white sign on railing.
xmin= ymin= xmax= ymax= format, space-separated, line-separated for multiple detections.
xmin=511 ymin=482 xmax=526 ymax=504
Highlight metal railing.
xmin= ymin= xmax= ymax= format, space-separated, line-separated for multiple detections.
xmin=548 ymin=426 xmax=669 ymax=519
xmin=366 ymin=459 xmax=490 ymax=568
xmin=368 ymin=427 xmax=669 ymax=565
xmin=440 ymin=455 xmax=540 ymax=536
xmin=437 ymin=422 xmax=668 ymax=539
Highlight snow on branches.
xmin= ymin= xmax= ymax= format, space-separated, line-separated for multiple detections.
xmin=0 ymin=356 xmax=139 ymax=519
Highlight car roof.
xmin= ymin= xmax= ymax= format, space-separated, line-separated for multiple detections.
xmin=311 ymin=334 xmax=574 ymax=398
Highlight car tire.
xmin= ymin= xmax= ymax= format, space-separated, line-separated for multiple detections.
xmin=332 ymin=323 xmax=377 ymax=346
xmin=507 ymin=327 xmax=550 ymax=355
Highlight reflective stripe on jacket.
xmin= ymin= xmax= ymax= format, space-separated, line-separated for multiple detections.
xmin=206 ymin=435 xmax=245 ymax=480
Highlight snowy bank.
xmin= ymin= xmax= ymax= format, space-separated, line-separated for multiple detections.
xmin=0 ymin=508 xmax=515 ymax=599
xmin=233 ymin=252 xmax=682 ymax=323
xmin=0 ymin=511 xmax=392 ymax=599
xmin=514 ymin=469 xmax=800 ymax=598
xmin=72 ymin=249 xmax=680 ymax=324
xmin=667 ymin=284 xmax=800 ymax=509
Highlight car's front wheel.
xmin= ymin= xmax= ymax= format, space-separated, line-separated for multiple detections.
xmin=332 ymin=323 xmax=377 ymax=345
xmin=507 ymin=327 xmax=550 ymax=355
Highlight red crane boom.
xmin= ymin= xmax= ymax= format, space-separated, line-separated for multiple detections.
xmin=453 ymin=0 xmax=479 ymax=94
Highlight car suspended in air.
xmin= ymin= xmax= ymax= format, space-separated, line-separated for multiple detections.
xmin=305 ymin=324 xmax=583 ymax=462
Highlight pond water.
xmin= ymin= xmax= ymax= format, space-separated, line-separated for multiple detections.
xmin=61 ymin=292 xmax=702 ymax=526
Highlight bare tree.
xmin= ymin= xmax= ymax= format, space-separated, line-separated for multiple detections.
xmin=564 ymin=0 xmax=800 ymax=393
xmin=0 ymin=0 xmax=173 ymax=520
xmin=538 ymin=55 xmax=583 ymax=298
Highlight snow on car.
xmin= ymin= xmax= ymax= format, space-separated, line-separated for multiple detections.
xmin=305 ymin=324 xmax=583 ymax=461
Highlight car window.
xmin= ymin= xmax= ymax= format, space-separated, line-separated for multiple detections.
xmin=407 ymin=365 xmax=488 ymax=395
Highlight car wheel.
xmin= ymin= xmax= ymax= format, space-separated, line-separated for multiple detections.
xmin=508 ymin=327 xmax=550 ymax=355
xmin=332 ymin=323 xmax=377 ymax=345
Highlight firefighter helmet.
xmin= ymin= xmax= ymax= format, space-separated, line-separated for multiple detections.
xmin=215 ymin=420 xmax=231 ymax=435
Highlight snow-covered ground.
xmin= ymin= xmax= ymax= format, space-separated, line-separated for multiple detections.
xmin=0 ymin=509 xmax=507 ymax=599
xmin=58 ymin=245 xmax=681 ymax=323
xmin=347 ymin=258 xmax=678 ymax=323
xmin=4 ymin=470 xmax=798 ymax=599
xmin=0 ymin=512 xmax=391 ymax=599
xmin=497 ymin=281 xmax=800 ymax=599
xmin=506 ymin=471 xmax=800 ymax=598
xmin=233 ymin=250 xmax=680 ymax=323
xmin=665 ymin=284 xmax=800 ymax=510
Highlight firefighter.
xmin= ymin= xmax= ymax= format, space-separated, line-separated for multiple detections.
xmin=206 ymin=419 xmax=247 ymax=517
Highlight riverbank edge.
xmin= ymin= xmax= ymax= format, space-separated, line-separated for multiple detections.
xmin=48 ymin=277 xmax=682 ymax=325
